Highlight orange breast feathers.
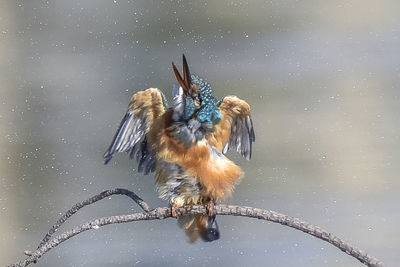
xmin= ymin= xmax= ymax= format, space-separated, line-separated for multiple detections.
xmin=177 ymin=140 xmax=243 ymax=201
xmin=149 ymin=112 xmax=243 ymax=201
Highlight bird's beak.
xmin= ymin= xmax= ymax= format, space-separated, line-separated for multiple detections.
xmin=172 ymin=54 xmax=196 ymax=96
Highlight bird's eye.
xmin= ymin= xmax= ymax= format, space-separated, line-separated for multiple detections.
xmin=194 ymin=96 xmax=201 ymax=107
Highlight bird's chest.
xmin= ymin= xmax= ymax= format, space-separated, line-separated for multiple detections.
xmin=150 ymin=113 xmax=242 ymax=201
xmin=156 ymin=137 xmax=242 ymax=201
xmin=150 ymin=112 xmax=213 ymax=167
xmin=154 ymin=141 xmax=224 ymax=205
xmin=155 ymin=160 xmax=203 ymax=205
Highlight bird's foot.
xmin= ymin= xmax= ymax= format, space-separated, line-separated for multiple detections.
xmin=207 ymin=200 xmax=215 ymax=217
xmin=171 ymin=203 xmax=179 ymax=218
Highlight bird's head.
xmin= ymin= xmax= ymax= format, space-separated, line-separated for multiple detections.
xmin=172 ymin=55 xmax=221 ymax=126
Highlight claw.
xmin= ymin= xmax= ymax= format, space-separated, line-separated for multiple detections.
xmin=207 ymin=200 xmax=215 ymax=217
xmin=171 ymin=203 xmax=179 ymax=218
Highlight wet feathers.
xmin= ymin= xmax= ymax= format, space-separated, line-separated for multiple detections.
xmin=104 ymin=56 xmax=255 ymax=242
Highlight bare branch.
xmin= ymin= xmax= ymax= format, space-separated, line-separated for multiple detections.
xmin=8 ymin=203 xmax=384 ymax=267
xmin=36 ymin=188 xmax=151 ymax=249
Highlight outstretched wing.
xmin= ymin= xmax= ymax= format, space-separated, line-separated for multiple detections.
xmin=210 ymin=96 xmax=255 ymax=160
xmin=103 ymin=88 xmax=167 ymax=174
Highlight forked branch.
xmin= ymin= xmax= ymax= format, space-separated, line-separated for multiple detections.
xmin=7 ymin=189 xmax=384 ymax=267
xmin=36 ymin=188 xmax=150 ymax=248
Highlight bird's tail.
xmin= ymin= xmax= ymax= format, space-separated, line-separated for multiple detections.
xmin=178 ymin=214 xmax=220 ymax=242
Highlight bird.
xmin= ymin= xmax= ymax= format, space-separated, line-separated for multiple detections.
xmin=104 ymin=55 xmax=255 ymax=242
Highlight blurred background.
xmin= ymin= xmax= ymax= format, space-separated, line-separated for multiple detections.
xmin=1 ymin=0 xmax=399 ymax=266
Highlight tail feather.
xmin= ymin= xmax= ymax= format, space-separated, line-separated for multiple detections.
xmin=201 ymin=215 xmax=220 ymax=242
xmin=178 ymin=215 xmax=220 ymax=242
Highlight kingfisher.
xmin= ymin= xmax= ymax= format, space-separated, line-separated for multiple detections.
xmin=104 ymin=55 xmax=255 ymax=242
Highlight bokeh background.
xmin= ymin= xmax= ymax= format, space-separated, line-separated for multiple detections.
xmin=1 ymin=0 xmax=399 ymax=266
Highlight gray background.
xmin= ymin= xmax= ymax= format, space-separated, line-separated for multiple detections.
xmin=1 ymin=0 xmax=399 ymax=266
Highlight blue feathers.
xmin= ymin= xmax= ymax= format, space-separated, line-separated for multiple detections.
xmin=184 ymin=97 xmax=197 ymax=120
xmin=171 ymin=74 xmax=221 ymax=146
xmin=190 ymin=75 xmax=221 ymax=124
xmin=197 ymin=103 xmax=221 ymax=124
xmin=212 ymin=108 xmax=222 ymax=124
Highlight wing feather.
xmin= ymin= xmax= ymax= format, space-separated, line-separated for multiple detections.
xmin=211 ymin=96 xmax=255 ymax=160
xmin=104 ymin=88 xmax=166 ymax=174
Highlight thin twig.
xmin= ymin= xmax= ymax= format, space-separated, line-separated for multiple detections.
xmin=35 ymin=188 xmax=150 ymax=249
xmin=8 ymin=204 xmax=384 ymax=267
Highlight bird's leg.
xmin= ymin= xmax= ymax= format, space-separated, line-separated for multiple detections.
xmin=171 ymin=203 xmax=179 ymax=218
xmin=207 ymin=200 xmax=215 ymax=217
